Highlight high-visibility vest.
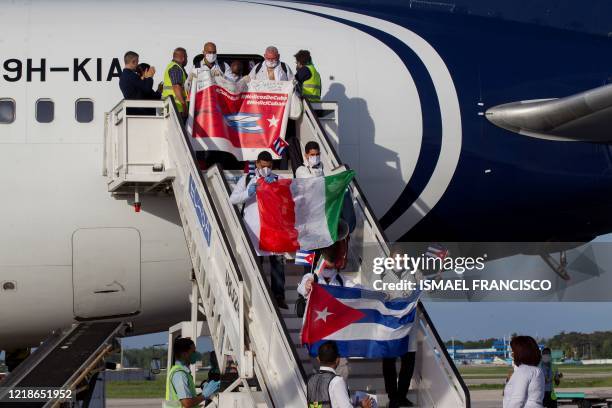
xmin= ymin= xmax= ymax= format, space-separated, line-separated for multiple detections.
xmin=164 ymin=363 xmax=196 ymax=407
xmin=302 ymin=64 xmax=321 ymax=102
xmin=162 ymin=61 xmax=187 ymax=112
xmin=551 ymin=363 xmax=558 ymax=400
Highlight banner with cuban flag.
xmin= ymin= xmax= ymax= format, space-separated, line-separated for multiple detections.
xmin=301 ymin=283 xmax=421 ymax=358
xmin=186 ymin=69 xmax=293 ymax=160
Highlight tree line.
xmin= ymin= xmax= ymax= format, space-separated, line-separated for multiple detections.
xmin=445 ymin=331 xmax=612 ymax=359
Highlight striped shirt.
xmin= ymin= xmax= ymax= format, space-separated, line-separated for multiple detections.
xmin=168 ymin=65 xmax=187 ymax=86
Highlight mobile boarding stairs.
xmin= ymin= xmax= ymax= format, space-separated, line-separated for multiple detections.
xmin=102 ymin=97 xmax=471 ymax=407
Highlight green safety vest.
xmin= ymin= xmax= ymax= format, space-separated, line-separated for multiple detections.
xmin=302 ymin=64 xmax=322 ymax=102
xmin=165 ymin=363 xmax=197 ymax=406
xmin=551 ymin=363 xmax=558 ymax=400
xmin=162 ymin=61 xmax=188 ymax=113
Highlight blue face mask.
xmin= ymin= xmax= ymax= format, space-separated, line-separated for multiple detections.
xmin=189 ymin=352 xmax=198 ymax=365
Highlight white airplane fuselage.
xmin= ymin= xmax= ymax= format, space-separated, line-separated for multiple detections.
xmin=0 ymin=0 xmax=462 ymax=349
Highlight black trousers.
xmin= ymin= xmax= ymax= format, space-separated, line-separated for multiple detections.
xmin=543 ymin=391 xmax=558 ymax=408
xmin=382 ymin=351 xmax=416 ymax=401
xmin=259 ymin=255 xmax=285 ymax=299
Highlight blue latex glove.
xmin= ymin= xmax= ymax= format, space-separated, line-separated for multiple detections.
xmin=247 ymin=183 xmax=257 ymax=197
xmin=202 ymin=380 xmax=220 ymax=399
xmin=264 ymin=175 xmax=277 ymax=184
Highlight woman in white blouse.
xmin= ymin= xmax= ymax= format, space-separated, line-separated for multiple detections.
xmin=503 ymin=336 xmax=545 ymax=408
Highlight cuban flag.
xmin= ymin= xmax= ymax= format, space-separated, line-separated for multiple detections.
xmin=426 ymin=244 xmax=449 ymax=260
xmin=244 ymin=161 xmax=256 ymax=176
xmin=295 ymin=249 xmax=315 ymax=266
xmin=301 ymin=283 xmax=421 ymax=358
xmin=271 ymin=136 xmax=288 ymax=156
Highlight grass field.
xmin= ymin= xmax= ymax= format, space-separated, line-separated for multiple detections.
xmin=106 ymin=365 xmax=612 ymax=398
xmin=459 ymin=364 xmax=612 ymax=377
xmin=469 ymin=377 xmax=612 ymax=391
xmin=106 ymin=370 xmax=209 ymax=399
xmin=460 ymin=364 xmax=612 ymax=391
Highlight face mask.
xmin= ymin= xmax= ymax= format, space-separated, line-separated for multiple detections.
xmin=321 ymin=267 xmax=335 ymax=279
xmin=542 ymin=355 xmax=551 ymax=363
xmin=265 ymin=59 xmax=279 ymax=68
xmin=189 ymin=352 xmax=198 ymax=365
xmin=205 ymin=53 xmax=217 ymax=64
xmin=259 ymin=167 xmax=271 ymax=177
xmin=307 ymin=155 xmax=321 ymax=166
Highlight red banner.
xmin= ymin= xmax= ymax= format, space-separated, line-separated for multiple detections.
xmin=187 ymin=70 xmax=293 ymax=160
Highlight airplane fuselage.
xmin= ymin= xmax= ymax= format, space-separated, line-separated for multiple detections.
xmin=2 ymin=0 xmax=612 ymax=349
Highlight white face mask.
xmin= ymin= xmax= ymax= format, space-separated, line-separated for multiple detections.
xmin=205 ymin=53 xmax=217 ymax=64
xmin=321 ymin=267 xmax=336 ymax=279
xmin=258 ymin=166 xmax=271 ymax=177
xmin=265 ymin=59 xmax=279 ymax=68
xmin=542 ymin=355 xmax=551 ymax=363
xmin=307 ymin=155 xmax=321 ymax=166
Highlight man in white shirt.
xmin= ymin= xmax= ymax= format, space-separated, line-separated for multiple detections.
xmin=307 ymin=341 xmax=373 ymax=408
xmin=186 ymin=42 xmax=229 ymax=95
xmin=295 ymin=141 xmax=324 ymax=179
xmin=229 ymin=151 xmax=288 ymax=309
xmin=249 ymin=46 xmax=294 ymax=81
xmin=199 ymin=42 xmax=229 ymax=76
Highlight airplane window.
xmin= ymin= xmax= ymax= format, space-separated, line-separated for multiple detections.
xmin=36 ymin=99 xmax=54 ymax=123
xmin=0 ymin=99 xmax=16 ymax=124
xmin=76 ymin=99 xmax=94 ymax=123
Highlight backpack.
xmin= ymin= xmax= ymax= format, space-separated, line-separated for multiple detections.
xmin=255 ymin=61 xmax=288 ymax=77
xmin=306 ymin=370 xmax=338 ymax=408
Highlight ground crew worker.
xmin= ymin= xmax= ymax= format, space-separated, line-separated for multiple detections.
xmin=294 ymin=50 xmax=322 ymax=102
xmin=540 ymin=347 xmax=561 ymax=408
xmin=249 ymin=46 xmax=294 ymax=81
xmin=229 ymin=151 xmax=288 ymax=309
xmin=307 ymin=341 xmax=373 ymax=408
xmin=165 ymin=338 xmax=219 ymax=408
xmin=162 ymin=47 xmax=188 ymax=120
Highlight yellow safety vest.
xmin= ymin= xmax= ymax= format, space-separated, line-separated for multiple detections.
xmin=164 ymin=363 xmax=196 ymax=407
xmin=162 ymin=61 xmax=188 ymax=113
xmin=302 ymin=64 xmax=322 ymax=102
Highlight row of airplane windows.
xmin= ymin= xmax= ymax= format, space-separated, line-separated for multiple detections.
xmin=0 ymin=98 xmax=94 ymax=124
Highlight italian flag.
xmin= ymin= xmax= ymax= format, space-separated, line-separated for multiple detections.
xmin=256 ymin=170 xmax=354 ymax=252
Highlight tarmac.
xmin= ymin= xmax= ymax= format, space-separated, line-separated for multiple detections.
xmin=107 ymin=387 xmax=612 ymax=408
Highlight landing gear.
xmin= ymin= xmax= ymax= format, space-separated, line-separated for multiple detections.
xmin=540 ymin=251 xmax=570 ymax=280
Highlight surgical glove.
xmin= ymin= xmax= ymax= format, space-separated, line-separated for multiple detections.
xmin=202 ymin=380 xmax=220 ymax=398
xmin=264 ymin=175 xmax=277 ymax=183
xmin=247 ymin=183 xmax=257 ymax=197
